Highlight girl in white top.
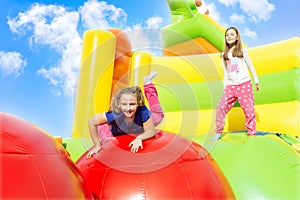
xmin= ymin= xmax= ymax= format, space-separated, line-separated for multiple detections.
xmin=211 ymin=27 xmax=260 ymax=141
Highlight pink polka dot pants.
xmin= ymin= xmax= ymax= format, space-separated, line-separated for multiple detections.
xmin=215 ymin=81 xmax=256 ymax=135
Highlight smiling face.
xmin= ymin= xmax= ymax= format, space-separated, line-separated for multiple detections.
xmin=225 ymin=28 xmax=238 ymax=46
xmin=119 ymin=94 xmax=138 ymax=119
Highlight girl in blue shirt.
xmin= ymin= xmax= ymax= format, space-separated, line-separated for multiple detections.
xmin=87 ymin=71 xmax=163 ymax=157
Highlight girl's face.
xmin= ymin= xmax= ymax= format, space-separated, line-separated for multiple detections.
xmin=225 ymin=28 xmax=238 ymax=45
xmin=119 ymin=94 xmax=138 ymax=119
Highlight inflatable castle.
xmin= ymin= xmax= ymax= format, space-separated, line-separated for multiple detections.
xmin=1 ymin=0 xmax=299 ymax=199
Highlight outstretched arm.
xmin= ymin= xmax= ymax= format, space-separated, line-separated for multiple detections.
xmin=86 ymin=113 xmax=108 ymax=158
xmin=129 ymin=117 xmax=156 ymax=153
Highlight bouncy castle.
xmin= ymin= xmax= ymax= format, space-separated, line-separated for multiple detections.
xmin=1 ymin=0 xmax=299 ymax=199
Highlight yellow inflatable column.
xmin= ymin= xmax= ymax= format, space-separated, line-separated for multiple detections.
xmin=130 ymin=52 xmax=152 ymax=86
xmin=72 ymin=30 xmax=116 ymax=138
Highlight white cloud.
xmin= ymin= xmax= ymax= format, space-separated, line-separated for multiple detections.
xmin=230 ymin=13 xmax=245 ymax=24
xmin=239 ymin=0 xmax=275 ymax=22
xmin=124 ymin=26 xmax=151 ymax=52
xmin=79 ymin=1 xmax=162 ymax=55
xmin=7 ymin=3 xmax=82 ymax=96
xmin=0 ymin=51 xmax=27 ymax=77
xmin=218 ymin=0 xmax=239 ymax=7
xmin=126 ymin=16 xmax=164 ymax=55
xmin=79 ymin=0 xmax=127 ymax=30
xmin=6 ymin=0 xmax=131 ymax=97
xmin=243 ymin=27 xmax=257 ymax=40
xmin=145 ymin=16 xmax=163 ymax=29
xmin=206 ymin=3 xmax=221 ymax=24
xmin=219 ymin=0 xmax=275 ymax=22
xmin=124 ymin=26 xmax=163 ymax=56
xmin=6 ymin=0 xmax=165 ymax=96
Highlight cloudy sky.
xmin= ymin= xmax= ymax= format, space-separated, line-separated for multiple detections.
xmin=1 ymin=0 xmax=299 ymax=138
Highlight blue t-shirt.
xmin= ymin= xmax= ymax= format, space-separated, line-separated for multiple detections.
xmin=105 ymin=105 xmax=151 ymax=136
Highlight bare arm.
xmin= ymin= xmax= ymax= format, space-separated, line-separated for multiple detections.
xmin=129 ymin=117 xmax=156 ymax=153
xmin=86 ymin=113 xmax=108 ymax=158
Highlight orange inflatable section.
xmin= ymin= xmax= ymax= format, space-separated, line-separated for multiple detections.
xmin=163 ymin=36 xmax=220 ymax=56
xmin=108 ymin=28 xmax=132 ymax=95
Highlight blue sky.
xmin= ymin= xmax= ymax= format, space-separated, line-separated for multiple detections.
xmin=1 ymin=0 xmax=299 ymax=138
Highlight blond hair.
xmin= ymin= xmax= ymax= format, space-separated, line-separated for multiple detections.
xmin=110 ymin=86 xmax=145 ymax=113
xmin=223 ymin=27 xmax=244 ymax=62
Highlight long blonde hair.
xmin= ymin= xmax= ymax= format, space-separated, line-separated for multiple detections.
xmin=223 ymin=27 xmax=244 ymax=62
xmin=110 ymin=86 xmax=145 ymax=113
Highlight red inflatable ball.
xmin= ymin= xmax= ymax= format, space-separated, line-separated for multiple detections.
xmin=76 ymin=131 xmax=235 ymax=199
xmin=0 ymin=112 xmax=93 ymax=200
